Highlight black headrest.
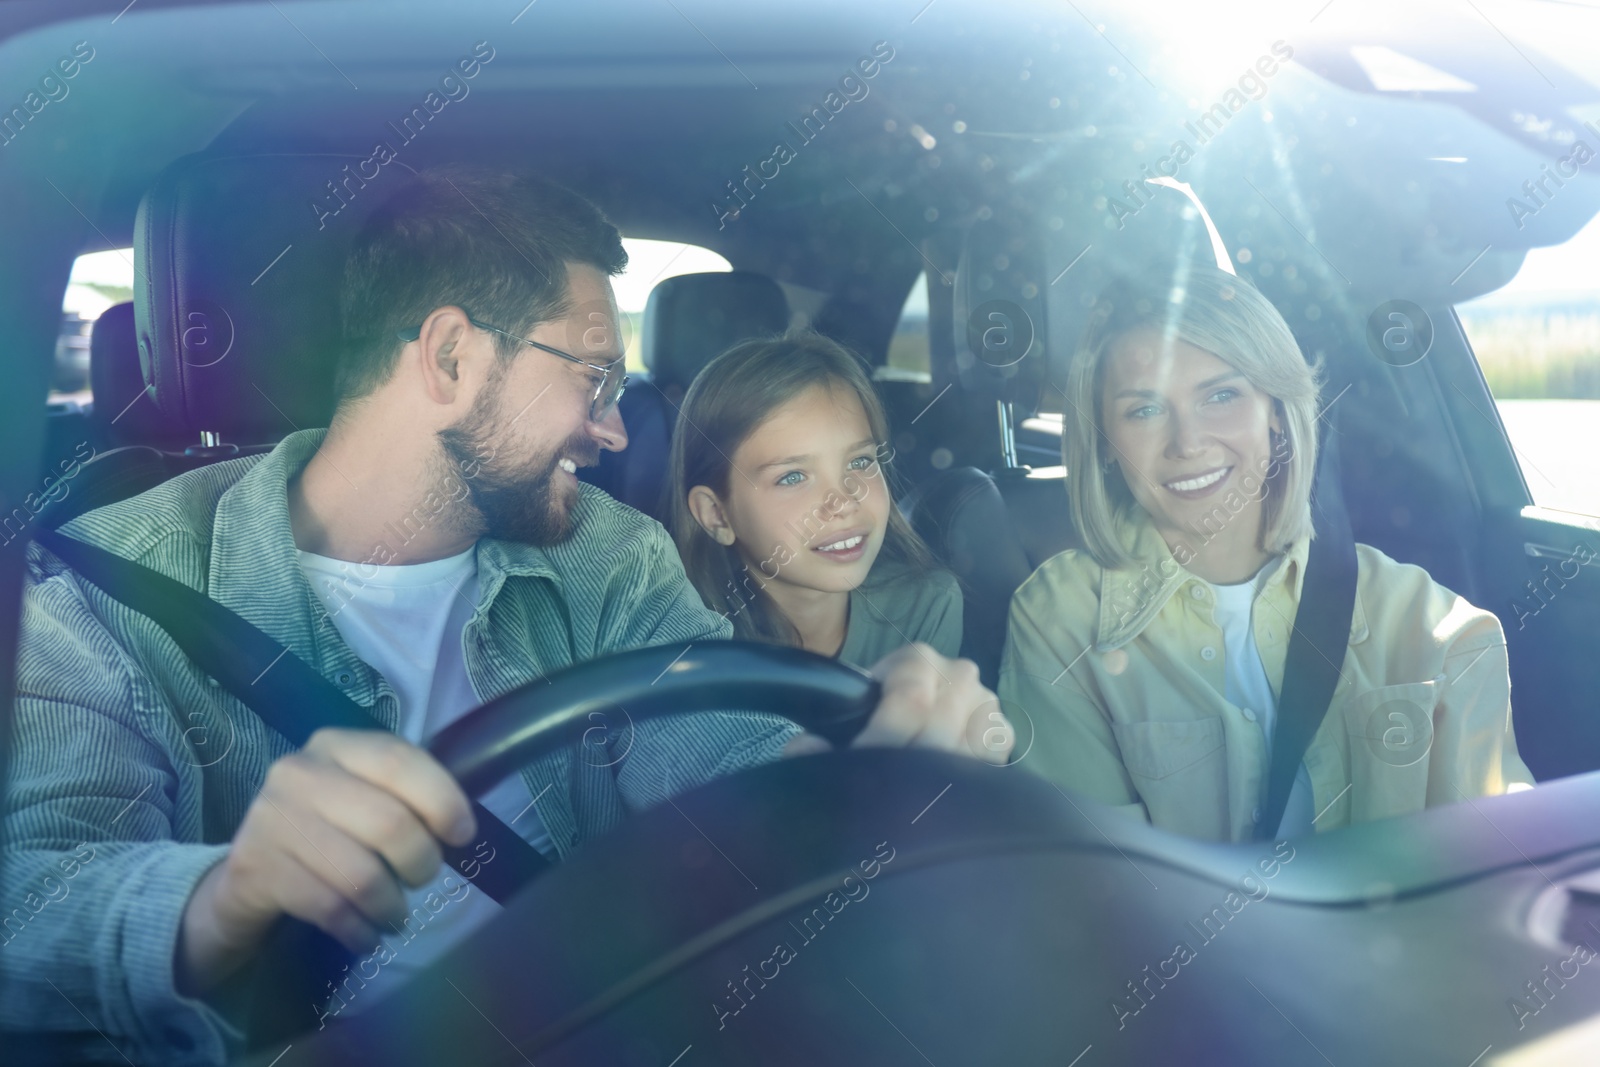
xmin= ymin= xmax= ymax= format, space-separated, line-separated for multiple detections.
xmin=88 ymin=302 xmax=179 ymax=449
xmin=953 ymin=190 xmax=1229 ymax=415
xmin=641 ymin=271 xmax=789 ymax=390
xmin=134 ymin=153 xmax=408 ymax=442
xmin=951 ymin=220 xmax=1050 ymax=410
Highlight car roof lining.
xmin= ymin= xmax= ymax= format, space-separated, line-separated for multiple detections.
xmin=10 ymin=0 xmax=1600 ymax=289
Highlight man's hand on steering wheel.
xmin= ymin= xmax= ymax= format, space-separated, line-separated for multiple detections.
xmin=179 ymin=642 xmax=1005 ymax=1002
xmin=783 ymin=644 xmax=1012 ymax=765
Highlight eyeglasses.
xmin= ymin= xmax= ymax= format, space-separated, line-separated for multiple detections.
xmin=397 ymin=316 xmax=630 ymax=422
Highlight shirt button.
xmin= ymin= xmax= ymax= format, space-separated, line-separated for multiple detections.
xmin=336 ymin=671 xmax=354 ymax=686
xmin=1200 ymin=646 xmax=1216 ymax=661
xmin=1242 ymin=707 xmax=1257 ymax=723
xmin=1190 ymin=585 xmax=1206 ymax=600
xmin=1252 ymin=806 xmax=1263 ymax=824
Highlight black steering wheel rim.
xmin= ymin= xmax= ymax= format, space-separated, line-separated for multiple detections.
xmin=247 ymin=641 xmax=882 ymax=1050
xmin=426 ymin=640 xmax=882 ymax=795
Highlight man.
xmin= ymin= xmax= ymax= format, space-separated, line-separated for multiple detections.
xmin=0 ymin=166 xmax=1006 ymax=1064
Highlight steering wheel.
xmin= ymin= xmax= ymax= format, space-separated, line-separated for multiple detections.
xmin=427 ymin=640 xmax=881 ymax=794
xmin=245 ymin=641 xmax=882 ymax=1047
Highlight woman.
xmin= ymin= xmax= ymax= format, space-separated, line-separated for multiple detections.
xmin=1000 ymin=266 xmax=1531 ymax=841
xmin=668 ymin=330 xmax=960 ymax=668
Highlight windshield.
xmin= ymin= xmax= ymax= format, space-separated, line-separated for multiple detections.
xmin=3 ymin=2 xmax=1600 ymax=1064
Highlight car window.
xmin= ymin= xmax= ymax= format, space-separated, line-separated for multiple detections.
xmin=880 ymin=270 xmax=932 ymax=383
xmin=1457 ymin=215 xmax=1600 ymax=519
xmin=54 ymin=240 xmax=724 ymax=388
xmin=55 ymin=247 xmax=134 ymax=406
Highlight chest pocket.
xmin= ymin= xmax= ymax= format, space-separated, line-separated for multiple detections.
xmin=1340 ymin=679 xmax=1441 ymax=823
xmin=1112 ymin=718 xmax=1228 ymax=839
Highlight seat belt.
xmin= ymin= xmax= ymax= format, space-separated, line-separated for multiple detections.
xmin=1254 ymin=427 xmax=1358 ymax=841
xmin=33 ymin=528 xmax=553 ymax=1044
xmin=33 ymin=527 xmax=551 ymax=892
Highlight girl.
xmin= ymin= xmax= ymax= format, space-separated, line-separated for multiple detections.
xmin=668 ymin=330 xmax=961 ymax=668
xmin=1000 ymin=266 xmax=1532 ymax=841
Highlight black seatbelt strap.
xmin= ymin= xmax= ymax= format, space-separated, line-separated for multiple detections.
xmin=37 ymin=527 xmax=556 ymax=1045
xmin=1255 ymin=430 xmax=1358 ymax=841
xmin=32 ymin=528 xmax=552 ymax=895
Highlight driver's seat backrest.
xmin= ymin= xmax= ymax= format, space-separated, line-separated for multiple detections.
xmin=44 ymin=154 xmax=401 ymax=527
xmin=584 ymin=271 xmax=789 ymax=521
xmin=135 ymin=152 xmax=399 ymax=445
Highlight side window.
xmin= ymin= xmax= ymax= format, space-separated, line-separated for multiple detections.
xmin=1457 ymin=214 xmax=1600 ymax=518
xmin=57 ymin=248 xmax=134 ymax=405
xmin=880 ymin=271 xmax=931 ymax=383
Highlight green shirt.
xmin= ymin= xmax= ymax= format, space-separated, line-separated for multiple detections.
xmin=1 ymin=429 xmax=797 ymax=1065
xmin=836 ymin=561 xmax=962 ymax=669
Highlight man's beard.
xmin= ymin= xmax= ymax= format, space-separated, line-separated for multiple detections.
xmin=436 ymin=367 xmax=600 ymax=546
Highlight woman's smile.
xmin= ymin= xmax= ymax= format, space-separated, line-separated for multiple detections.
xmin=1162 ymin=465 xmax=1232 ymax=498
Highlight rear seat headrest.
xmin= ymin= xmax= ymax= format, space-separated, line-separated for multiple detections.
xmin=641 ymin=271 xmax=789 ymax=390
xmin=954 ymin=194 xmax=1227 ymax=414
xmin=89 ymin=301 xmax=179 ymax=448
xmin=134 ymin=153 xmax=409 ymax=442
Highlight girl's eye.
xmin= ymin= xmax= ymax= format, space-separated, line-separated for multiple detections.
xmin=776 ymin=470 xmax=805 ymax=487
xmin=1207 ymin=388 xmax=1240 ymax=405
xmin=848 ymin=455 xmax=875 ymax=471
xmin=1125 ymin=403 xmax=1160 ymax=420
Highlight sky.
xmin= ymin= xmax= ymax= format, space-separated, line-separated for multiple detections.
xmin=1493 ymin=212 xmax=1600 ymax=296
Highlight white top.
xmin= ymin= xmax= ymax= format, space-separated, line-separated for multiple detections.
xmin=297 ymin=546 xmax=552 ymax=1014
xmin=1207 ymin=567 xmax=1316 ymax=839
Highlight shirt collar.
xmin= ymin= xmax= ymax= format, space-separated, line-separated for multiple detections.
xmin=207 ymin=429 xmax=565 ymax=703
xmin=1094 ymin=508 xmax=1362 ymax=650
xmin=207 ymin=428 xmax=329 ymax=651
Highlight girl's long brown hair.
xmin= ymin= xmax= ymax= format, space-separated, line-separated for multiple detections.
xmin=668 ymin=330 xmax=938 ymax=645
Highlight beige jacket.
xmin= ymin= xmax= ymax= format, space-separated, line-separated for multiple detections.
xmin=999 ymin=510 xmax=1533 ymax=841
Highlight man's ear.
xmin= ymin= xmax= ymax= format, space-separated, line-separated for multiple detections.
xmin=687 ymin=486 xmax=736 ymax=546
xmin=412 ymin=306 xmax=479 ymax=406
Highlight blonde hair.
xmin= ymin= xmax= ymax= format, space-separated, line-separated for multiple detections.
xmin=1061 ymin=266 xmax=1323 ymax=570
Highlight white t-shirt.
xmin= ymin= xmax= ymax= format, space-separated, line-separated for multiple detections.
xmin=1207 ymin=568 xmax=1316 ymax=839
xmin=297 ymin=546 xmax=552 ymax=1014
